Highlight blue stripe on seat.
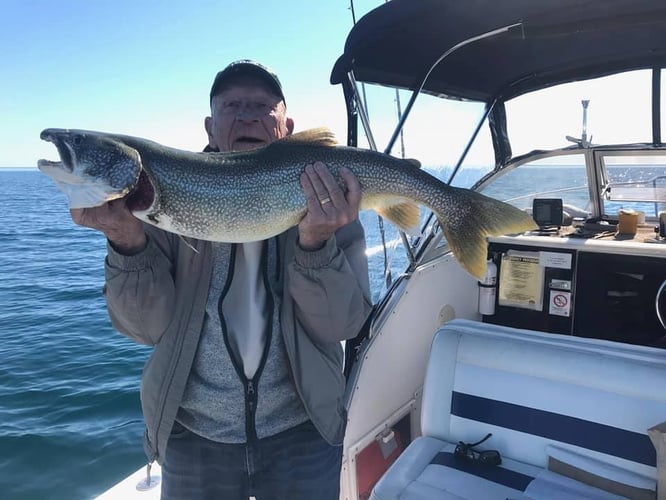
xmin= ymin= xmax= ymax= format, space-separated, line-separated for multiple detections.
xmin=451 ymin=392 xmax=655 ymax=466
xmin=431 ymin=452 xmax=534 ymax=491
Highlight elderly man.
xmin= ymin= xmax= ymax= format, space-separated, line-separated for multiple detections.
xmin=71 ymin=60 xmax=372 ymax=499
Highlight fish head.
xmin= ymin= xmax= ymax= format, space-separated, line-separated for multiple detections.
xmin=38 ymin=128 xmax=143 ymax=209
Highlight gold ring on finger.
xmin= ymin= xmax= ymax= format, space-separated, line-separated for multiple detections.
xmin=319 ymin=197 xmax=331 ymax=205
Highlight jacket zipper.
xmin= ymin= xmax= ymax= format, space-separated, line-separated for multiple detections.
xmin=245 ymin=379 xmax=258 ymax=442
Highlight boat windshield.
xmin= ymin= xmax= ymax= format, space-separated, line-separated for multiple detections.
xmin=480 ymin=155 xmax=591 ymax=216
xmin=480 ymin=69 xmax=666 ymax=219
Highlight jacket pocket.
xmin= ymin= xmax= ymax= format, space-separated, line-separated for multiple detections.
xmin=169 ymin=421 xmax=191 ymax=439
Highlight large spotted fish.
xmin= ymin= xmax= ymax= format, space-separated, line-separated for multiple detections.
xmin=38 ymin=127 xmax=536 ymax=278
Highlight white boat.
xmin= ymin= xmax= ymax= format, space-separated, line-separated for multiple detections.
xmin=100 ymin=0 xmax=666 ymax=498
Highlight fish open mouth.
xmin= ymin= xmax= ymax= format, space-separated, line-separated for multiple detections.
xmin=38 ymin=130 xmax=74 ymax=172
xmin=37 ymin=158 xmax=64 ymax=169
xmin=125 ymin=171 xmax=156 ymax=211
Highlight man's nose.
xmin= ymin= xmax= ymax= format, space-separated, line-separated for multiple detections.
xmin=236 ymin=105 xmax=261 ymax=121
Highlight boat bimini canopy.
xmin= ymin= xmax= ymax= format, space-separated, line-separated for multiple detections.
xmin=331 ymin=0 xmax=666 ymax=163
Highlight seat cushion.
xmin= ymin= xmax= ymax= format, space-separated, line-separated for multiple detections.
xmin=519 ymin=470 xmax=629 ymax=499
xmin=370 ymin=436 xmax=542 ymax=500
xmin=421 ymin=319 xmax=666 ymax=477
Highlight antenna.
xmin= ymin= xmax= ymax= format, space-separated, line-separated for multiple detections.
xmin=566 ymin=99 xmax=593 ymax=147
xmin=581 ymin=99 xmax=590 ymax=145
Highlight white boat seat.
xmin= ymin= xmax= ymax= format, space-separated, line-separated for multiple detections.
xmin=370 ymin=436 xmax=541 ymax=499
xmin=370 ymin=319 xmax=666 ymax=500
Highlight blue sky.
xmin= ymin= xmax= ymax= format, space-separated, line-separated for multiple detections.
xmin=0 ymin=0 xmax=381 ymax=167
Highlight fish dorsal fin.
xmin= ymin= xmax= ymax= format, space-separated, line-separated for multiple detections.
xmin=279 ymin=127 xmax=338 ymax=147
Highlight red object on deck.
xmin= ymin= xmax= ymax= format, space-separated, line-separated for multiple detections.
xmin=355 ymin=430 xmax=404 ymax=500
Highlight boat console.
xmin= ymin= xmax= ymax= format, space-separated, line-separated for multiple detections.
xmin=484 ymin=223 xmax=666 ymax=347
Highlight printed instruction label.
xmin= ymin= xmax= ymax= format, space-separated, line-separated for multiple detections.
xmin=498 ymin=251 xmax=544 ymax=311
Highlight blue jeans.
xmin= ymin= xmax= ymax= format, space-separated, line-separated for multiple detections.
xmin=161 ymin=420 xmax=343 ymax=500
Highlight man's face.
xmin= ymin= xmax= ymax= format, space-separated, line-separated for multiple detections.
xmin=206 ymin=77 xmax=293 ymax=152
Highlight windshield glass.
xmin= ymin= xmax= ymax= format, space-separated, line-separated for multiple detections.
xmin=602 ymin=153 xmax=666 ymax=219
xmin=480 ymin=154 xmax=591 ymax=217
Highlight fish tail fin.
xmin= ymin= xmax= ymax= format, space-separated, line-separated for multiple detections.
xmin=374 ymin=197 xmax=421 ymax=235
xmin=434 ymin=188 xmax=538 ymax=279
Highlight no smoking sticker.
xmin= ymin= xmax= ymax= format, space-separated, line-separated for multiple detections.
xmin=549 ymin=290 xmax=571 ymax=317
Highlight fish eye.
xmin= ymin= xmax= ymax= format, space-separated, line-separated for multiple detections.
xmin=72 ymin=135 xmax=83 ymax=146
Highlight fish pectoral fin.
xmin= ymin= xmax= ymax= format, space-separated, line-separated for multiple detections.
xmin=279 ymin=127 xmax=338 ymax=147
xmin=374 ymin=197 xmax=421 ymax=236
xmin=178 ymin=234 xmax=199 ymax=254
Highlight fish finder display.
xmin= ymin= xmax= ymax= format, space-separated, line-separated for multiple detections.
xmin=533 ymin=198 xmax=563 ymax=228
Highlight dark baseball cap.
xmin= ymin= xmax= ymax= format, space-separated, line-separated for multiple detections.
xmin=209 ymin=60 xmax=285 ymax=105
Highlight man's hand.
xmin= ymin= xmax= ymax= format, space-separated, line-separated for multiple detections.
xmin=70 ymin=199 xmax=146 ymax=254
xmin=298 ymin=162 xmax=362 ymax=251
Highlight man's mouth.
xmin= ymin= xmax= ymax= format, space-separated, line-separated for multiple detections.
xmin=232 ymin=136 xmax=267 ymax=151
xmin=235 ymin=136 xmax=264 ymax=144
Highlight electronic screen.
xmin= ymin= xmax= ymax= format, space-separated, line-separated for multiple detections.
xmin=532 ymin=198 xmax=563 ymax=228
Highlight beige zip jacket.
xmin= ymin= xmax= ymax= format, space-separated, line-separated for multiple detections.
xmin=103 ymin=220 xmax=371 ymax=463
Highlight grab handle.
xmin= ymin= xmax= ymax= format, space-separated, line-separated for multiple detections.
xmin=656 ymin=279 xmax=666 ymax=331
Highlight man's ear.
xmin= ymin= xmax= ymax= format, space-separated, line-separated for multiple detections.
xmin=204 ymin=116 xmax=216 ymax=147
xmin=286 ymin=117 xmax=295 ymax=135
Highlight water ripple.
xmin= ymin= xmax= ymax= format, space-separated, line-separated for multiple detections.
xmin=0 ymin=171 xmax=150 ymax=499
